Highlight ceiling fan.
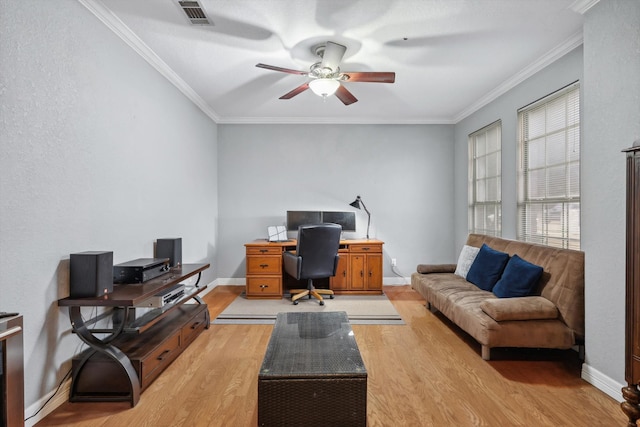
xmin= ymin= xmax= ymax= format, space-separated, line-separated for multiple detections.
xmin=256 ymin=41 xmax=395 ymax=105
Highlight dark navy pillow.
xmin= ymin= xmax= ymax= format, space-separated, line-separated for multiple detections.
xmin=466 ymin=244 xmax=510 ymax=291
xmin=492 ymin=254 xmax=543 ymax=298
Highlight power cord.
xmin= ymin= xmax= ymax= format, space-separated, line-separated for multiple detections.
xmin=26 ymin=307 xmax=98 ymax=422
xmin=391 ymin=264 xmax=409 ymax=285
xmin=24 ymin=367 xmax=72 ymax=422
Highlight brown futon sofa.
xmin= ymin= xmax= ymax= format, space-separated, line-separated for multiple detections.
xmin=411 ymin=234 xmax=584 ymax=360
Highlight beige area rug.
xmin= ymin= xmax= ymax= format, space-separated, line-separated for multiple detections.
xmin=213 ymin=293 xmax=404 ymax=325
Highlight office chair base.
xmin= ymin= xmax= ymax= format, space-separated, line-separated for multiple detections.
xmin=290 ymin=288 xmax=334 ymax=305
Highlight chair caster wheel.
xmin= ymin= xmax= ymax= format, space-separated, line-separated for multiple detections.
xmin=329 ymin=295 xmax=334 ymax=299
xmin=293 ymin=301 xmax=299 ymax=305
xmin=319 ymin=301 xmax=324 ymax=306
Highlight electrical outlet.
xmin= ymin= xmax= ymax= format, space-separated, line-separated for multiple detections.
xmin=391 ymin=258 xmax=397 ymax=267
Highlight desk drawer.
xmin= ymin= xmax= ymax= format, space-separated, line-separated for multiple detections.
xmin=247 ymin=256 xmax=282 ymax=274
xmin=181 ymin=305 xmax=208 ymax=348
xmin=140 ymin=331 xmax=181 ymax=388
xmin=349 ymin=244 xmax=382 ymax=253
xmin=247 ymin=246 xmax=282 ymax=255
xmin=247 ymin=276 xmax=282 ymax=296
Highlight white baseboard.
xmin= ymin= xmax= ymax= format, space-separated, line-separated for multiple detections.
xmin=384 ymin=276 xmax=412 ymax=285
xmin=581 ymin=362 xmax=624 ymax=402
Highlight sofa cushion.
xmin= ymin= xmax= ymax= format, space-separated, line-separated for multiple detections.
xmin=454 ymin=245 xmax=480 ymax=279
xmin=492 ymin=254 xmax=543 ymax=298
xmin=416 ymin=264 xmax=457 ymax=274
xmin=480 ymin=296 xmax=559 ymax=321
xmin=466 ymin=244 xmax=509 ymax=291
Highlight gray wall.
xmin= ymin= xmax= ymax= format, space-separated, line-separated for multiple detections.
xmin=453 ymin=46 xmax=583 ymax=249
xmin=217 ymin=124 xmax=455 ymax=279
xmin=582 ymin=0 xmax=640 ymax=388
xmin=0 ymin=0 xmax=218 ymax=413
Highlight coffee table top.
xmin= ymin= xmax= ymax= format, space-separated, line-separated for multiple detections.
xmin=259 ymin=311 xmax=366 ymax=379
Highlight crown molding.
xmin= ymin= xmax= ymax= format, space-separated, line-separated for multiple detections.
xmin=79 ymin=0 xmax=586 ymax=127
xmin=78 ymin=0 xmax=220 ymax=123
xmin=216 ymin=116 xmax=455 ymax=125
xmin=569 ymin=0 xmax=601 ymax=15
xmin=453 ymin=30 xmax=584 ymax=123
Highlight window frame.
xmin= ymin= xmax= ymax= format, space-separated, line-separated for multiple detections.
xmin=468 ymin=120 xmax=502 ymax=237
xmin=517 ymin=81 xmax=580 ymax=249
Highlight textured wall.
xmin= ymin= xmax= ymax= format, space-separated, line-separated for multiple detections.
xmin=453 ymin=47 xmax=583 ymax=249
xmin=217 ymin=123 xmax=455 ymax=279
xmin=582 ymin=0 xmax=640 ymax=387
xmin=0 ymin=0 xmax=218 ymax=414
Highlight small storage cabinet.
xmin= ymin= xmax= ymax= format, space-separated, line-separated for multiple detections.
xmin=245 ymin=243 xmax=285 ymax=298
xmin=348 ymin=243 xmax=383 ymax=293
xmin=58 ymin=263 xmax=210 ymax=407
xmin=330 ymin=249 xmax=350 ymax=291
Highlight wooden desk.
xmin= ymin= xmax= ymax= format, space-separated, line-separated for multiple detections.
xmin=244 ymin=239 xmax=384 ymax=299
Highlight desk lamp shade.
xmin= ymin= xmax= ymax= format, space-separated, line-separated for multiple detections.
xmin=349 ymin=195 xmax=371 ymax=239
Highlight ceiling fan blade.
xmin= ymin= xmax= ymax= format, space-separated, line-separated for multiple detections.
xmin=335 ymin=85 xmax=358 ymax=105
xmin=343 ymin=72 xmax=396 ymax=83
xmin=256 ymin=63 xmax=307 ymax=75
xmin=279 ymin=82 xmax=310 ymax=99
xmin=321 ymin=42 xmax=347 ymax=71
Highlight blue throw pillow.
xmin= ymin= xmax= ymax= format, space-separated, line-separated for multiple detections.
xmin=492 ymin=254 xmax=544 ymax=298
xmin=466 ymin=244 xmax=510 ymax=291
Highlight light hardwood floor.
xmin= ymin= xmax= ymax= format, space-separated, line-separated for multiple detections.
xmin=36 ymin=285 xmax=626 ymax=426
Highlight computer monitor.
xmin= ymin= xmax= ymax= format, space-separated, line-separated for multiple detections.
xmin=286 ymin=211 xmax=322 ymax=231
xmin=321 ymin=211 xmax=356 ymax=232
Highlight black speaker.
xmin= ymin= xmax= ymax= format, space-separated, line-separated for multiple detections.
xmin=70 ymin=251 xmax=113 ymax=298
xmin=156 ymin=238 xmax=182 ymax=267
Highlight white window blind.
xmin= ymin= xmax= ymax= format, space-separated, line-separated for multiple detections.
xmin=468 ymin=120 xmax=502 ymax=236
xmin=517 ymin=82 xmax=580 ymax=249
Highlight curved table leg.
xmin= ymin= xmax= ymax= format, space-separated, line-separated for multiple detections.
xmin=69 ymin=305 xmax=140 ymax=406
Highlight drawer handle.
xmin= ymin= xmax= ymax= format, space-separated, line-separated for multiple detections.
xmin=342 ymin=271 xmax=346 ymax=277
xmin=157 ymin=349 xmax=171 ymax=361
xmin=260 ymin=249 xmax=268 ymax=253
xmin=360 ymin=271 xmax=364 ymax=277
xmin=260 ymin=264 xmax=269 ymax=269
xmin=362 ymin=247 xmax=370 ymax=251
xmin=260 ymin=284 xmax=269 ymax=289
xmin=369 ymin=270 xmax=373 ymax=277
xmin=191 ymin=321 xmax=202 ymax=330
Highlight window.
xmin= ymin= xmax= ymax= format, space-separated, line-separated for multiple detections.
xmin=517 ymin=82 xmax=580 ymax=249
xmin=468 ymin=120 xmax=502 ymax=236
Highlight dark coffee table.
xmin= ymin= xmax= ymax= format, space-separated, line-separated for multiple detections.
xmin=258 ymin=311 xmax=367 ymax=427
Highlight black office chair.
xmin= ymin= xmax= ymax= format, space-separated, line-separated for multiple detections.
xmin=283 ymin=223 xmax=341 ymax=305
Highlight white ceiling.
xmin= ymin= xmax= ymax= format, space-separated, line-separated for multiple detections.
xmin=87 ymin=0 xmax=594 ymax=124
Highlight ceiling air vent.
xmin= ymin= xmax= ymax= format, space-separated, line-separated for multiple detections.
xmin=178 ymin=1 xmax=212 ymax=25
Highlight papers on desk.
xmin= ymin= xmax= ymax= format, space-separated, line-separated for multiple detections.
xmin=267 ymin=226 xmax=288 ymax=242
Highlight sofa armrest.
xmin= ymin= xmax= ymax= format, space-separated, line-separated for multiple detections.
xmin=480 ymin=297 xmax=559 ymax=322
xmin=416 ymin=264 xmax=457 ymax=274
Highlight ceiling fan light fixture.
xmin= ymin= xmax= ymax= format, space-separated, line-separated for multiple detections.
xmin=309 ymin=78 xmax=340 ymax=98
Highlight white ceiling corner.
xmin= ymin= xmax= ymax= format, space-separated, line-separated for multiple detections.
xmin=82 ymin=0 xmax=586 ymax=125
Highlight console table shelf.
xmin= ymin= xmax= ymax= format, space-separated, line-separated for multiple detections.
xmin=58 ymin=263 xmax=210 ymax=406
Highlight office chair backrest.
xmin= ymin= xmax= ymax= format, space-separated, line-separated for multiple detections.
xmin=296 ymin=223 xmax=342 ymax=279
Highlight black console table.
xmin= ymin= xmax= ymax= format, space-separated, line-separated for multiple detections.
xmin=58 ymin=263 xmax=210 ymax=406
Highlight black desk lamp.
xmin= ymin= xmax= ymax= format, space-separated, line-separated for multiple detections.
xmin=349 ymin=195 xmax=371 ymax=239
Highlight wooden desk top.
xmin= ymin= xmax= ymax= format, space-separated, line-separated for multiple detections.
xmin=245 ymin=238 xmax=384 ymax=247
